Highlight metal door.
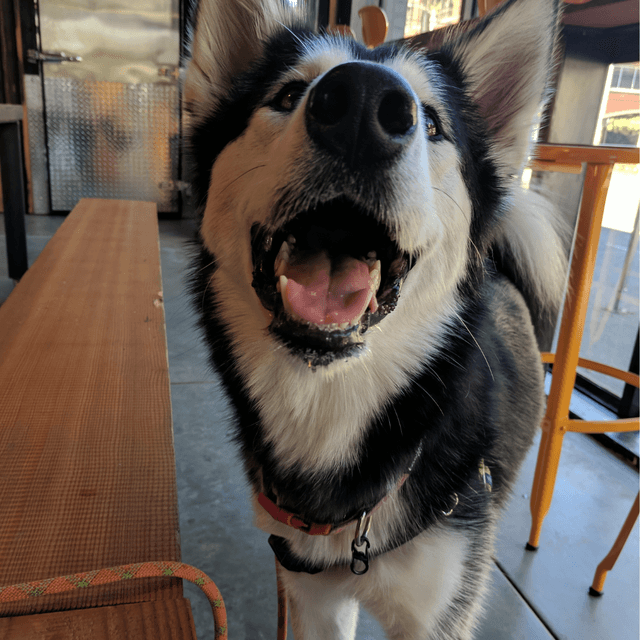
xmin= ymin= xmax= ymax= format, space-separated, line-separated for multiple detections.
xmin=27 ymin=0 xmax=181 ymax=214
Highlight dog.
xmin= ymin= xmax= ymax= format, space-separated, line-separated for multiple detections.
xmin=184 ymin=0 xmax=566 ymax=637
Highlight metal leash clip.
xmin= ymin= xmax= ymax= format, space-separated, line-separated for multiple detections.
xmin=351 ymin=511 xmax=372 ymax=575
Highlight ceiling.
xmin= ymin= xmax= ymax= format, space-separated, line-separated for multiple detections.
xmin=563 ymin=0 xmax=639 ymax=29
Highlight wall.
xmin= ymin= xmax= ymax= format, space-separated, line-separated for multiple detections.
xmin=536 ymin=54 xmax=611 ymax=230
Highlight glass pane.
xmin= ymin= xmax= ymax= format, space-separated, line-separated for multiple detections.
xmin=577 ymin=186 xmax=639 ymax=396
xmin=599 ymin=114 xmax=640 ymax=146
xmin=404 ymin=0 xmax=463 ymax=38
xmin=576 ymin=64 xmax=640 ymax=397
xmin=619 ymin=66 xmax=636 ymax=90
xmin=286 ymin=0 xmax=318 ymax=29
xmin=611 ymin=66 xmax=622 ymax=87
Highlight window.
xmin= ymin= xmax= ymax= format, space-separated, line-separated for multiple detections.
xmin=610 ymin=64 xmax=640 ymax=91
xmin=595 ymin=63 xmax=640 ymax=147
xmin=404 ymin=0 xmax=463 ymax=38
xmin=599 ymin=114 xmax=640 ymax=147
xmin=574 ymin=63 xmax=639 ymax=412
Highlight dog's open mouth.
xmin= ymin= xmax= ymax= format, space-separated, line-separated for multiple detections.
xmin=251 ymin=198 xmax=413 ymax=365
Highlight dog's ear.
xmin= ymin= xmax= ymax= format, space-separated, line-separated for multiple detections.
xmin=444 ymin=0 xmax=561 ymax=176
xmin=184 ymin=0 xmax=300 ymax=120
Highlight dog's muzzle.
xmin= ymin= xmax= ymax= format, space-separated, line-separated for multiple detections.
xmin=251 ymin=63 xmax=420 ymax=367
xmin=306 ymin=61 xmax=418 ymax=168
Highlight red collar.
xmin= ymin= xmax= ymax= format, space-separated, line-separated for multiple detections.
xmin=257 ymin=472 xmax=410 ymax=536
xmin=258 ymin=454 xmax=492 ymax=537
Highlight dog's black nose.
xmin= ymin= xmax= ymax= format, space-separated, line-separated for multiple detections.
xmin=306 ymin=62 xmax=418 ymax=167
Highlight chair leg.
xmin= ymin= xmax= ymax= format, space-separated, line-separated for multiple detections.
xmin=276 ymin=557 xmax=289 ymax=640
xmin=589 ymin=493 xmax=639 ymax=596
xmin=527 ymin=421 xmax=565 ymax=550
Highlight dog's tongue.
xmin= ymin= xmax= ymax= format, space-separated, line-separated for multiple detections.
xmin=280 ymin=251 xmax=380 ymax=326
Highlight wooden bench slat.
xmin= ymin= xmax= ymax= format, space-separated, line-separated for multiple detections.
xmin=0 ymin=199 xmax=181 ymax=615
xmin=0 ymin=598 xmax=197 ymax=639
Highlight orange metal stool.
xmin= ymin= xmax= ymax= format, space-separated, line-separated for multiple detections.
xmin=526 ymin=144 xmax=640 ymax=594
xmin=589 ymin=492 xmax=639 ymax=596
xmin=359 ymin=6 xmax=388 ymax=48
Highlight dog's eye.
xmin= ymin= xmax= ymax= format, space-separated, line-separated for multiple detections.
xmin=272 ymin=82 xmax=308 ymax=112
xmin=422 ymin=108 xmax=443 ymax=140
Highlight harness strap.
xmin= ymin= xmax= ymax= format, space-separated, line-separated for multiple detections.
xmin=269 ymin=534 xmax=325 ymax=574
xmin=258 ymin=442 xmax=424 ymax=537
xmin=268 ymin=459 xmax=493 ymax=575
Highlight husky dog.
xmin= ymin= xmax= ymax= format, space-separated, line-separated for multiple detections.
xmin=185 ymin=0 xmax=566 ymax=637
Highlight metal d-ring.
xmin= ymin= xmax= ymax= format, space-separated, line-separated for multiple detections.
xmin=354 ymin=511 xmax=372 ymax=546
xmin=442 ymin=493 xmax=459 ymax=517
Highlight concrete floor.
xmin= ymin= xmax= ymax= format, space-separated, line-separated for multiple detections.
xmin=1 ymin=213 xmax=638 ymax=640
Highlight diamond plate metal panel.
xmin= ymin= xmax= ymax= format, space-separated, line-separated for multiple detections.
xmin=44 ymin=78 xmax=179 ymax=212
xmin=24 ymin=75 xmax=51 ymax=214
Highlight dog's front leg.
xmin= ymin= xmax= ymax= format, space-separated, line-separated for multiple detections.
xmin=279 ymin=566 xmax=360 ymax=640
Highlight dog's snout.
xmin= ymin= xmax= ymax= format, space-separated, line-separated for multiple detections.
xmin=306 ymin=62 xmax=418 ymax=167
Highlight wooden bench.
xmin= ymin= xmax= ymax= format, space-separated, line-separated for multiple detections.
xmin=0 ymin=199 xmax=196 ymax=639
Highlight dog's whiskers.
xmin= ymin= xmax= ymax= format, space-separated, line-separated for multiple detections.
xmin=276 ymin=21 xmax=307 ymax=48
xmin=200 ymin=284 xmax=208 ymax=312
xmin=433 ymin=187 xmax=483 ymax=265
xmin=433 ymin=187 xmax=468 ymax=221
xmin=469 ymin=239 xmax=483 ymax=266
xmin=391 ymin=405 xmax=403 ymax=436
xmin=453 ymin=312 xmax=495 ymax=381
xmin=413 ymin=381 xmax=444 ymax=417
xmin=194 ymin=259 xmax=216 ymax=276
xmin=421 ymin=361 xmax=446 ymax=390
xmin=220 ymin=165 xmax=267 ymax=195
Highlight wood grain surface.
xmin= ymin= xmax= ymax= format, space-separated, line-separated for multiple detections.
xmin=0 ymin=199 xmax=181 ymax=616
xmin=0 ymin=598 xmax=197 ymax=639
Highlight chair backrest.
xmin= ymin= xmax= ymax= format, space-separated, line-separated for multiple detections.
xmin=359 ymin=6 xmax=389 ymax=48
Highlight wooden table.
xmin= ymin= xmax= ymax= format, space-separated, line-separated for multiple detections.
xmin=0 ymin=199 xmax=196 ymax=638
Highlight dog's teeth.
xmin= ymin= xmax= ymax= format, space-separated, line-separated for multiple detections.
xmin=370 ymin=260 xmax=382 ymax=290
xmin=339 ymin=322 xmax=350 ymax=330
xmin=287 ymin=235 xmax=296 ymax=245
xmin=280 ymin=275 xmax=293 ymax=315
xmin=368 ymin=291 xmax=379 ymax=314
xmin=367 ymin=262 xmax=381 ymax=315
xmin=274 ymin=241 xmax=291 ymax=277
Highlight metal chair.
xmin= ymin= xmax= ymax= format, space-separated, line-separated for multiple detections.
xmin=358 ymin=6 xmax=388 ymax=48
xmin=526 ymin=143 xmax=640 ymax=595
